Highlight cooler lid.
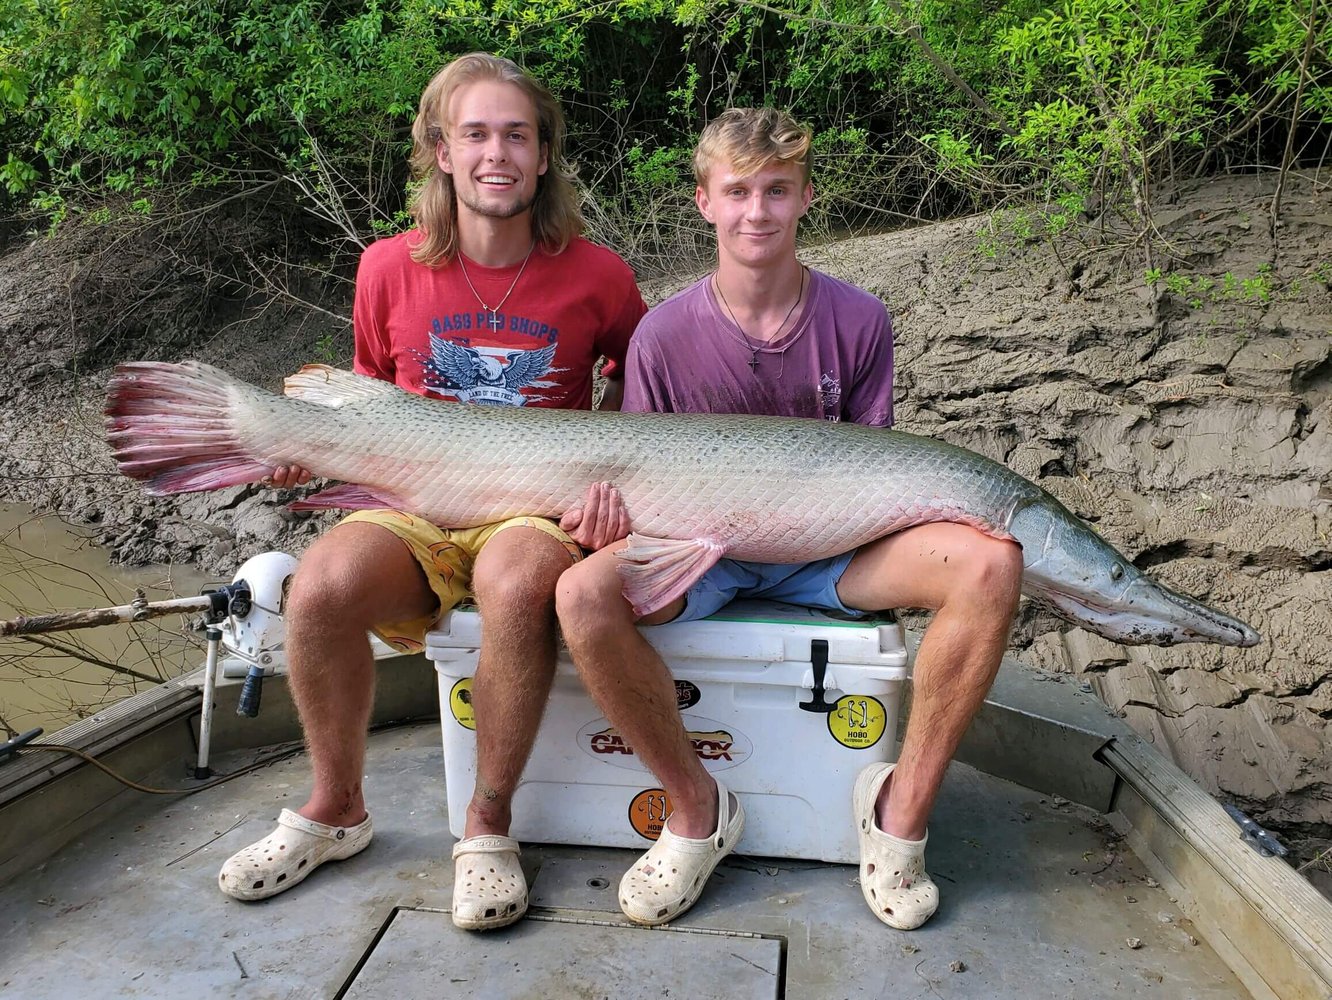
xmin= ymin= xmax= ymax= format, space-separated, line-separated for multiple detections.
xmin=427 ymin=599 xmax=908 ymax=671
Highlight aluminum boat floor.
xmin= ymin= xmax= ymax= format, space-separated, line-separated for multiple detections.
xmin=0 ymin=724 xmax=1247 ymax=998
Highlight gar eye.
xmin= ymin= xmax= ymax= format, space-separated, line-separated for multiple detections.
xmin=1110 ymin=564 xmax=1124 ymax=581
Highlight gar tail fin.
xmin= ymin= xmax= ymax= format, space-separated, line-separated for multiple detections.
xmin=615 ymin=535 xmax=726 ymax=618
xmin=105 ymin=361 xmax=272 ymax=494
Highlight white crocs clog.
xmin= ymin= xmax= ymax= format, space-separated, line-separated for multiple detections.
xmin=451 ymin=834 xmax=528 ymax=931
xmin=619 ymin=779 xmax=744 ymax=926
xmin=854 ymin=762 xmax=939 ymax=929
xmin=218 ymin=808 xmax=373 ymax=901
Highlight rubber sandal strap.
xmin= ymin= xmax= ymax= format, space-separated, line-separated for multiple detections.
xmin=452 ymin=834 xmax=521 ymax=859
xmin=277 ymin=808 xmax=366 ymax=841
xmin=710 ymin=779 xmax=733 ymax=850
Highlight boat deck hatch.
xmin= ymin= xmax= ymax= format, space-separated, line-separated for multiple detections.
xmin=340 ymin=906 xmax=783 ymax=999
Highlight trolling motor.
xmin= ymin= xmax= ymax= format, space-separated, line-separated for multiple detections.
xmin=0 ymin=551 xmax=299 ymax=777
xmin=190 ymin=551 xmax=298 ymax=779
xmin=208 ymin=551 xmax=298 ymax=715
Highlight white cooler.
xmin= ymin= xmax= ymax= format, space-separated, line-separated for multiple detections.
xmin=426 ymin=600 xmax=909 ymax=863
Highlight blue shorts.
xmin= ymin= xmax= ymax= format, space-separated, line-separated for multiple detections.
xmin=674 ymin=551 xmax=866 ymax=623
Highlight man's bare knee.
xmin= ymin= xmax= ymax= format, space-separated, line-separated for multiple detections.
xmin=556 ymin=560 xmax=627 ymax=641
xmin=286 ymin=524 xmax=432 ymax=632
xmin=287 ymin=551 xmax=368 ymax=630
xmin=473 ymin=547 xmax=567 ymax=616
xmin=473 ymin=530 xmax=573 ymax=614
xmin=475 ymin=570 xmax=560 ymax=620
xmin=962 ymin=540 xmax=1024 ymax=614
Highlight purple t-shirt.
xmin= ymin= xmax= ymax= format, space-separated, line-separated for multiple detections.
xmin=622 ymin=270 xmax=893 ymax=426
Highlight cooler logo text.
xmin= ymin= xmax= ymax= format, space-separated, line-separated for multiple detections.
xmin=578 ymin=714 xmax=753 ymax=773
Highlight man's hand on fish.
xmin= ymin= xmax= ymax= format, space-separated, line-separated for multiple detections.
xmin=263 ymin=465 xmax=312 ymax=489
xmin=560 ymin=481 xmax=630 ymax=551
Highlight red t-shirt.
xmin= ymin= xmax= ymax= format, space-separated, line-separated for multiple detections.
xmin=353 ymin=233 xmax=646 ymax=409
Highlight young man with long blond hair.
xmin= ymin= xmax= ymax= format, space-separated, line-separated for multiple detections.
xmin=217 ymin=53 xmax=645 ymax=931
xmin=556 ymin=107 xmax=1023 ymax=930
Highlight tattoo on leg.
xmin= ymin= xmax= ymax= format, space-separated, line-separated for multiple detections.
xmin=476 ymin=782 xmax=499 ymax=802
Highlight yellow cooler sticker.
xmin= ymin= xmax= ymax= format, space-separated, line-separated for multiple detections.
xmin=628 ymin=788 xmax=674 ymax=841
xmin=827 ymin=695 xmax=887 ymax=749
xmin=449 ymin=678 xmax=477 ymax=731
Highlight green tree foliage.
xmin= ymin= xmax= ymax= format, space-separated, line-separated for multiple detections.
xmin=1 ymin=0 xmax=1327 ymax=267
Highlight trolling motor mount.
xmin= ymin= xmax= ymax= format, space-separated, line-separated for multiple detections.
xmin=215 ymin=551 xmax=298 ymax=676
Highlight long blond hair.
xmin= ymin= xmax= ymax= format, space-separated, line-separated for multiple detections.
xmin=407 ymin=53 xmax=583 ymax=267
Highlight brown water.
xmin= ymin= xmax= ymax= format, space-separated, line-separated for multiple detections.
xmin=0 ymin=505 xmax=213 ymax=736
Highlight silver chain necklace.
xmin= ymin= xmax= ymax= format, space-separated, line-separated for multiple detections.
xmin=458 ymin=241 xmax=537 ymax=332
xmin=713 ymin=266 xmax=809 ymax=373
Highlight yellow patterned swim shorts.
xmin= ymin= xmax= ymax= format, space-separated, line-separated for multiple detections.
xmin=340 ymin=510 xmax=582 ymax=653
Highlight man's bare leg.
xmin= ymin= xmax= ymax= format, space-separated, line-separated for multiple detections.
xmin=284 ymin=522 xmax=437 ymax=827
xmin=556 ymin=541 xmax=719 ymax=837
xmin=836 ymin=522 xmax=1024 ymax=839
xmin=464 ymin=527 xmax=578 ymax=838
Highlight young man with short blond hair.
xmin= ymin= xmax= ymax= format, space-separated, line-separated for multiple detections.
xmin=556 ymin=106 xmax=1023 ymax=930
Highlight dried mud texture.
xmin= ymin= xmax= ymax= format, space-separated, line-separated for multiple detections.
xmin=802 ymin=171 xmax=1331 ymax=888
xmin=2 ymin=172 xmax=1330 ymax=883
xmin=0 ymin=208 xmax=350 ymax=577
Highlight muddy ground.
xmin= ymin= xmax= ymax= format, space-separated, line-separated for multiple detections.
xmin=2 ymin=171 xmax=1329 ymax=888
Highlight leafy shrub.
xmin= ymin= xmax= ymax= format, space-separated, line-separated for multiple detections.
xmin=1 ymin=0 xmax=1327 ymax=272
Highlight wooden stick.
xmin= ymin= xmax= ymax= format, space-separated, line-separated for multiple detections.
xmin=1 ymin=593 xmax=216 ymax=638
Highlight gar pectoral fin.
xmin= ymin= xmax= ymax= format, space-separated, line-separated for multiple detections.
xmin=289 ymin=483 xmax=405 ymax=512
xmin=615 ymin=535 xmax=727 ymax=618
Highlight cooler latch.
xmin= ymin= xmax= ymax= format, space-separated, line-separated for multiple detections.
xmin=799 ymin=639 xmax=837 ymax=713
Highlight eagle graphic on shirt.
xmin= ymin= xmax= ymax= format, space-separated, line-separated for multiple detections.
xmin=412 ymin=337 xmax=565 ymax=406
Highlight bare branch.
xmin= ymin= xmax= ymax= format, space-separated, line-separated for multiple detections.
xmin=1271 ymin=0 xmax=1322 ymax=224
xmin=16 ymin=634 xmax=164 ymax=685
xmin=880 ymin=0 xmax=1015 ymax=137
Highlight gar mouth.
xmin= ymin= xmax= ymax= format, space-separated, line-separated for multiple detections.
xmin=1027 ymin=582 xmax=1256 ymax=646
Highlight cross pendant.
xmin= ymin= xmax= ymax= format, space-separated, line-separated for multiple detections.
xmin=486 ymin=311 xmax=503 ymax=332
xmin=748 ymin=352 xmax=759 ymax=372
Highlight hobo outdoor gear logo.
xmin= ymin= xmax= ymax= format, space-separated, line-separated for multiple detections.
xmin=827 ymin=694 xmax=887 ymax=749
xmin=577 ymin=714 xmax=752 ymax=772
xmin=628 ymin=788 xmax=674 ymax=840
xmin=675 ymin=680 xmax=701 ymax=710
xmin=449 ymin=678 xmax=476 ymax=731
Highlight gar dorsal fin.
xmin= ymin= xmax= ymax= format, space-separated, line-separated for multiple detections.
xmin=284 ymin=365 xmax=399 ymax=407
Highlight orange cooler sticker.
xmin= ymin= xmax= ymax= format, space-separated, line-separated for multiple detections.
xmin=628 ymin=788 xmax=674 ymax=841
xmin=827 ymin=695 xmax=887 ymax=749
xmin=449 ymin=678 xmax=476 ymax=731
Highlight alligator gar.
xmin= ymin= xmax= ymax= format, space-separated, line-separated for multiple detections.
xmin=105 ymin=361 xmax=1259 ymax=647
